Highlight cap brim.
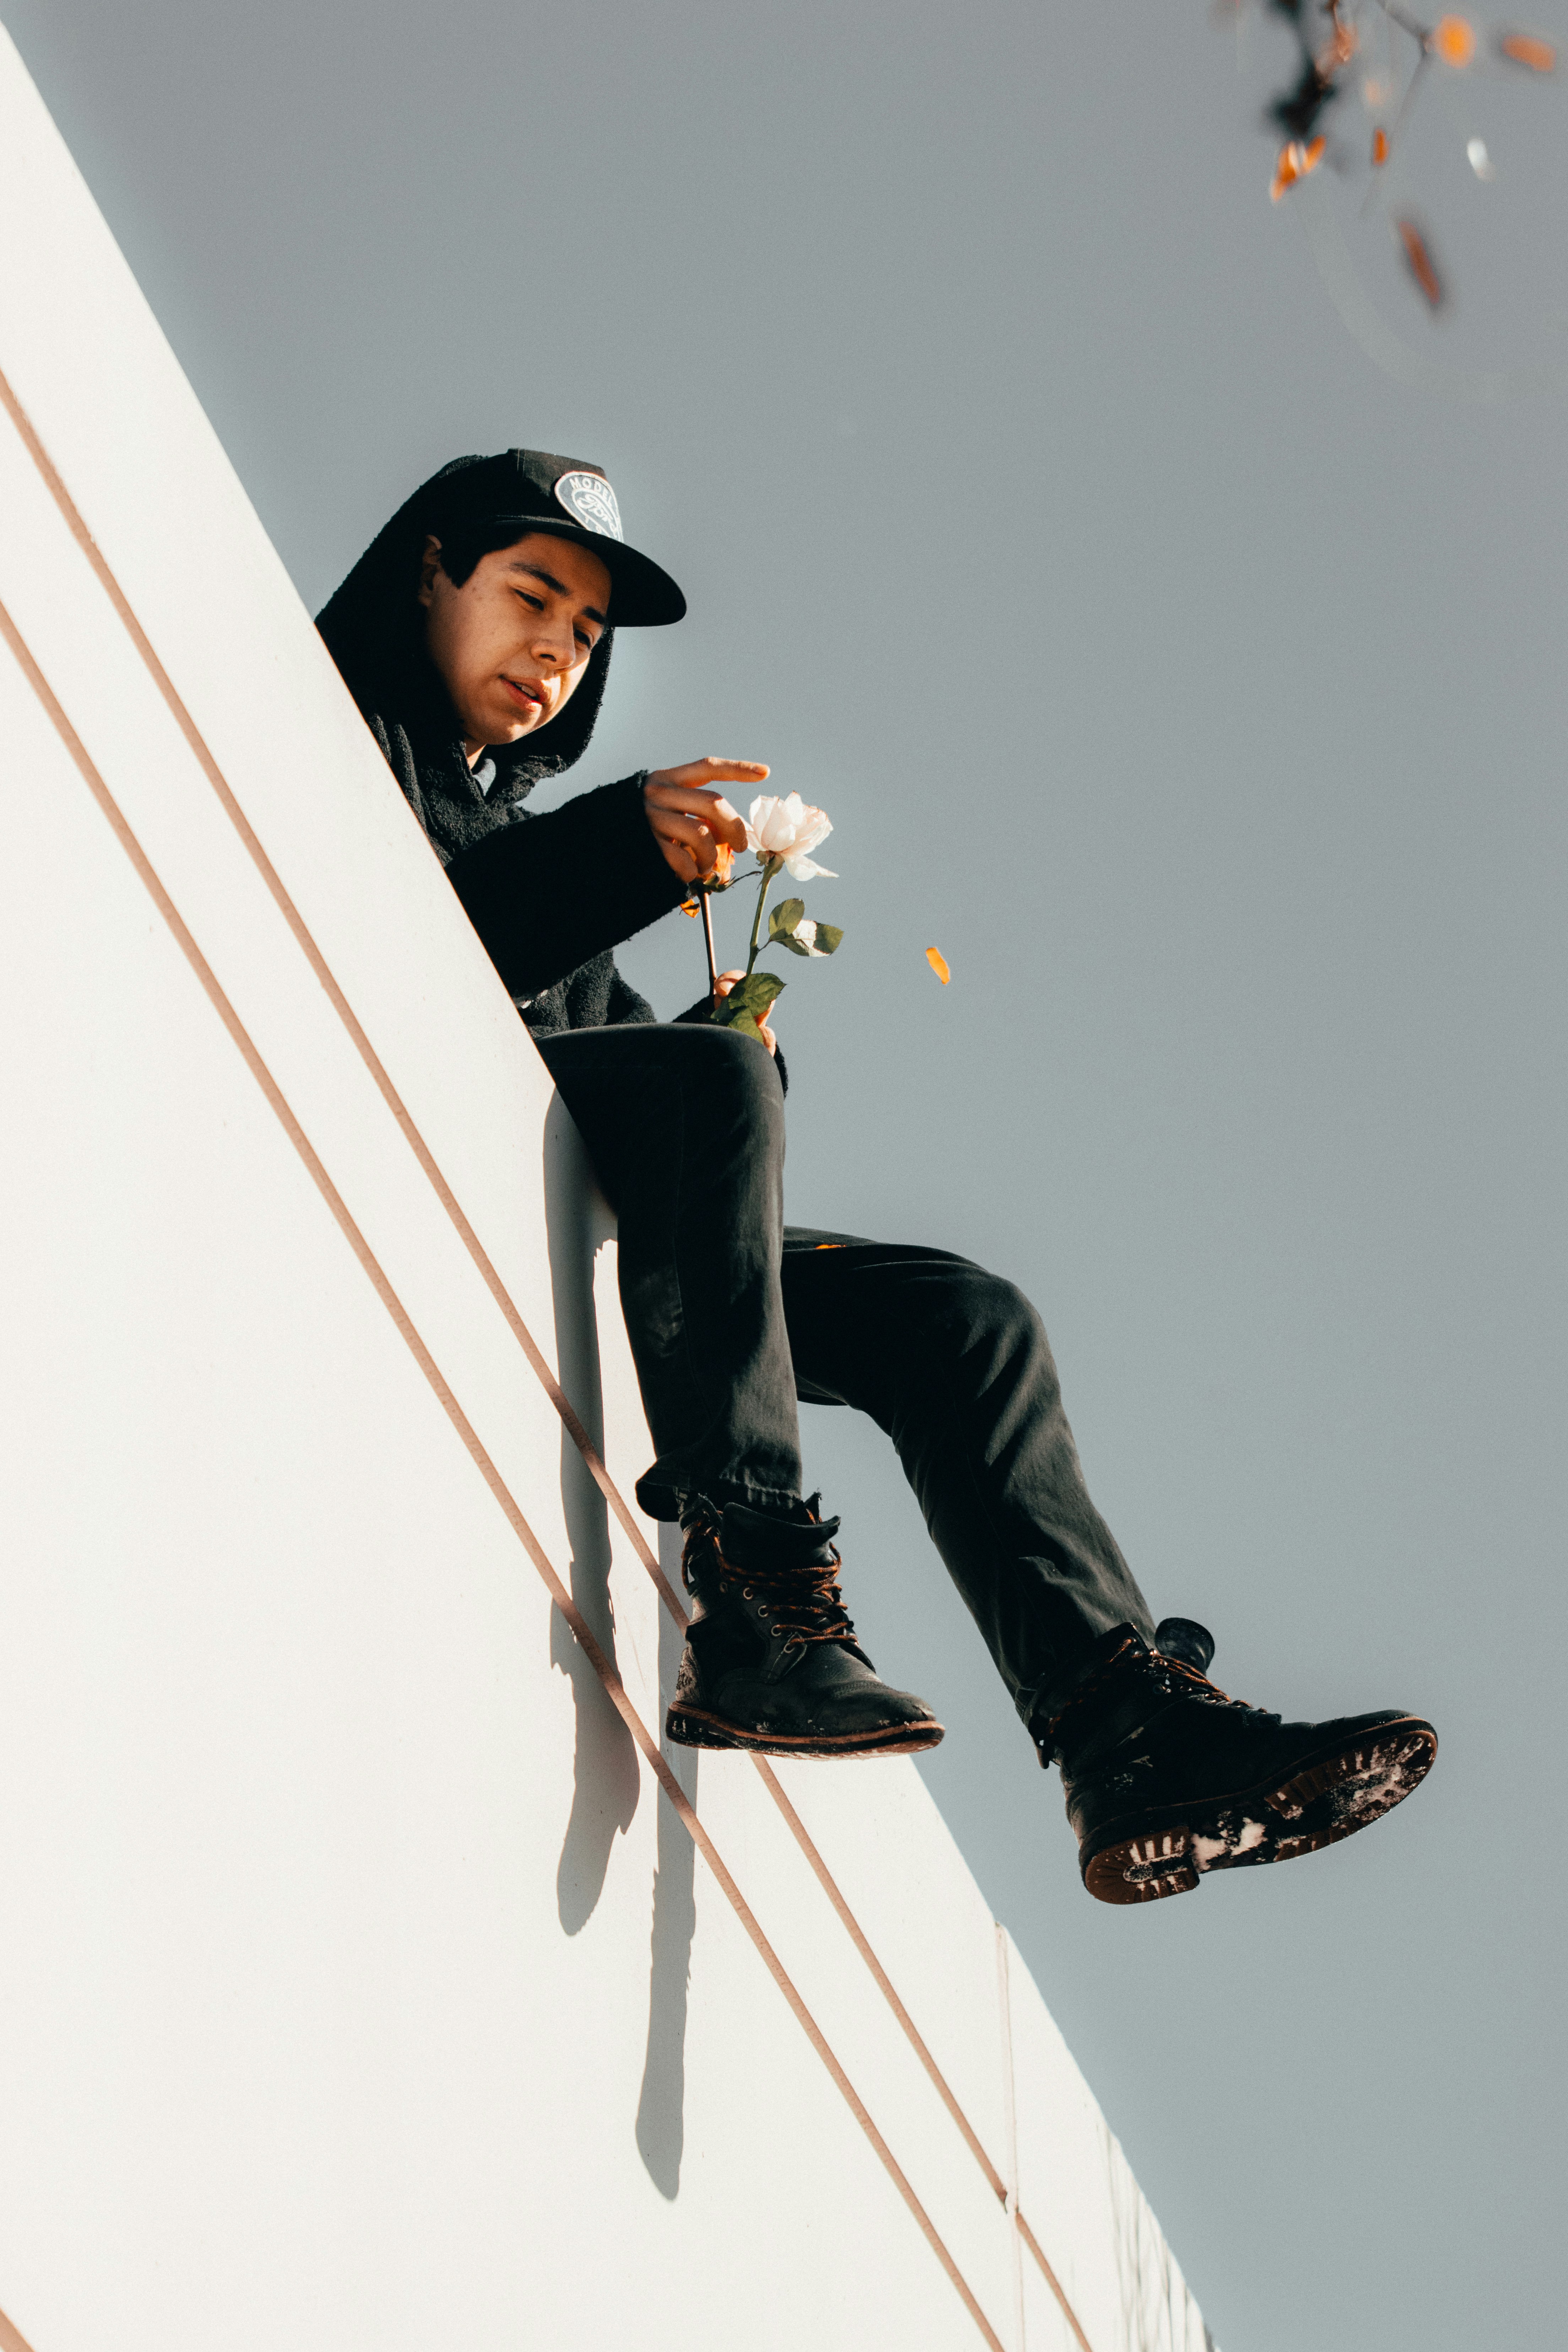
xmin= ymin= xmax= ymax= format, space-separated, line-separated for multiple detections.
xmin=477 ymin=515 xmax=686 ymax=628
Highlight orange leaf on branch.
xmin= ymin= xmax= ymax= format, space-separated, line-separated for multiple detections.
xmin=1498 ymin=31 xmax=1556 ymax=69
xmin=1317 ymin=17 xmax=1358 ymax=73
xmin=1396 ymin=218 xmax=1444 ymax=308
xmin=1430 ymin=15 xmax=1477 ymax=66
xmin=1270 ymin=136 xmax=1326 ymax=201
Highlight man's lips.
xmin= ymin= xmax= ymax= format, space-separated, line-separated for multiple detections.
xmin=501 ymin=676 xmax=547 ymax=712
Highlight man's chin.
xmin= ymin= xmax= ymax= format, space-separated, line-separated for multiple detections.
xmin=490 ymin=704 xmax=552 ymax=741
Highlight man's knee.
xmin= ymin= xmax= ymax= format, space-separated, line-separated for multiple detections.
xmin=922 ymin=1264 xmax=1054 ymax=1384
xmin=963 ymin=1266 xmax=1045 ymax=1346
xmin=678 ymin=1022 xmax=784 ymax=1130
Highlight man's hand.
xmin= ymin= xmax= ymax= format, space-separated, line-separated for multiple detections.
xmin=712 ymin=968 xmax=780 ymax=1057
xmin=644 ymin=758 xmax=767 ymax=883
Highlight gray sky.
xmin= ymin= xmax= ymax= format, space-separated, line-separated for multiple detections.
xmin=8 ymin=3 xmax=1564 ymax=2344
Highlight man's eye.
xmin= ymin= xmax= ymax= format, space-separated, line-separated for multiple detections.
xmin=515 ymin=590 xmax=543 ymax=611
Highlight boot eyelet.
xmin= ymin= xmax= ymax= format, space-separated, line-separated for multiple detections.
xmin=742 ymin=1586 xmax=754 ymax=1599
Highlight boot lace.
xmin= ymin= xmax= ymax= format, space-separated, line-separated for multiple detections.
xmin=1042 ymin=1633 xmax=1276 ymax=1763
xmin=1161 ymin=1653 xmax=1274 ymax=1720
xmin=739 ymin=1552 xmax=858 ymax=1646
xmin=684 ymin=1522 xmax=858 ymax=1647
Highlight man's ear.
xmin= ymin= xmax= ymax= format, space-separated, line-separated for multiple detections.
xmin=417 ymin=533 xmax=444 ymax=609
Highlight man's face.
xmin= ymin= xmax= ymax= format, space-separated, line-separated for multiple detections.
xmin=418 ymin=528 xmax=612 ymax=752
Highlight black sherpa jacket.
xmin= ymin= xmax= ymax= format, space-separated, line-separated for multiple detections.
xmin=316 ymin=455 xmax=696 ymax=1040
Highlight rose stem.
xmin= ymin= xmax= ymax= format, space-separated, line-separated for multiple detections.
xmin=744 ymin=858 xmax=781 ymax=980
xmin=700 ymin=887 xmax=720 ymax=1008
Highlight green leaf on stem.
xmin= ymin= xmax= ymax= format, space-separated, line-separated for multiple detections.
xmin=772 ymin=917 xmax=844 ymax=959
xmin=711 ymin=970 xmax=785 ymax=1028
xmin=768 ymin=898 xmax=805 ymax=940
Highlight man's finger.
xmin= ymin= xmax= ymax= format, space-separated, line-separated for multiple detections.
xmin=675 ymin=758 xmax=770 ymax=785
xmin=649 ymin=809 xmax=748 ymax=865
xmin=644 ymin=785 xmax=749 ymax=845
xmin=647 ymin=759 xmax=770 ymax=791
xmin=647 ymin=795 xmax=749 ymax=844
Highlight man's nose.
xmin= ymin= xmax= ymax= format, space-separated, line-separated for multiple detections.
xmin=533 ymin=620 xmax=575 ymax=670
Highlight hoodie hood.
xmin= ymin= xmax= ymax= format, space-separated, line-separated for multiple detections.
xmin=315 ymin=452 xmax=617 ymax=809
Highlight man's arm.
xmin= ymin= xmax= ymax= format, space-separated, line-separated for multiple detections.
xmin=446 ymin=761 xmax=758 ymax=1002
xmin=446 ymin=774 xmax=685 ymax=999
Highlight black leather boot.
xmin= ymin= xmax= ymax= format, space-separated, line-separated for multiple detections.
xmin=664 ymin=1502 xmax=944 ymax=1758
xmin=1041 ymin=1620 xmax=1437 ymax=1906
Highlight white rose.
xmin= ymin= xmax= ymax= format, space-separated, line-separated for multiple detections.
xmin=746 ymin=791 xmax=837 ymax=880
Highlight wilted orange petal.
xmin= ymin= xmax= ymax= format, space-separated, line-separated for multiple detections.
xmin=1499 ymin=31 xmax=1555 ymax=68
xmin=1431 ymin=15 xmax=1477 ymax=65
xmin=926 ymin=947 xmax=951 ymax=985
xmin=1396 ymin=217 xmax=1443 ymax=307
xmin=680 ymin=896 xmax=700 ymax=917
xmin=1372 ymin=126 xmax=1390 ymax=165
xmin=1303 ymin=135 xmax=1327 ymax=173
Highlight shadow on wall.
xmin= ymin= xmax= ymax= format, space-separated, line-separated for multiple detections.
xmin=542 ymin=1096 xmax=699 ymax=2200
xmin=636 ymin=1533 xmax=700 ymax=2199
xmin=543 ymin=1099 xmax=640 ymax=1934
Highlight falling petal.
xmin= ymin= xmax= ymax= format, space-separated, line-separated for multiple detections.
xmin=1396 ymin=218 xmax=1444 ymax=307
xmin=1372 ymin=126 xmax=1390 ymax=165
xmin=1467 ymin=135 xmax=1495 ymax=178
xmin=926 ymin=947 xmax=952 ymax=985
xmin=1431 ymin=15 xmax=1477 ymax=66
xmin=1498 ymin=31 xmax=1556 ymax=69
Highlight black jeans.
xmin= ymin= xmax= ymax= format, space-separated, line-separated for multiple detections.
xmin=537 ymin=1021 xmax=1154 ymax=1730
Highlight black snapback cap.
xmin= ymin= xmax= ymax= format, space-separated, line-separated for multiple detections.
xmin=434 ymin=447 xmax=685 ymax=628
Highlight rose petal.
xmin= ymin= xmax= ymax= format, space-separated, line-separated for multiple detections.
xmin=926 ymin=947 xmax=951 ymax=985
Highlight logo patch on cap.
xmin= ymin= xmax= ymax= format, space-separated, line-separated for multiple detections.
xmin=554 ymin=470 xmax=624 ymax=542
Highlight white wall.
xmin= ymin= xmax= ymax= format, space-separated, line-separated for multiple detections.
xmin=0 ymin=26 xmax=1215 ymax=2351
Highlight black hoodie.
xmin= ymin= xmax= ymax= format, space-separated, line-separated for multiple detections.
xmin=315 ymin=454 xmax=690 ymax=1034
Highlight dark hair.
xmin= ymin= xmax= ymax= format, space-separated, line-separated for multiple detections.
xmin=434 ymin=515 xmax=566 ymax=589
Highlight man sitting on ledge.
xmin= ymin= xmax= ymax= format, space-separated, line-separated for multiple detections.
xmin=316 ymin=446 xmax=1436 ymax=1907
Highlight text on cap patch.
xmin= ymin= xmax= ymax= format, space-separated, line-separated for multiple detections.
xmin=554 ymin=470 xmax=624 ymax=542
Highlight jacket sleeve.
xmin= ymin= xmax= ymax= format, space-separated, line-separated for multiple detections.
xmin=444 ymin=773 xmax=689 ymax=999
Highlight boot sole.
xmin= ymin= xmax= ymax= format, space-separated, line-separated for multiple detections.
xmin=1081 ymin=1717 xmax=1437 ymax=1906
xmin=665 ymin=1704 xmax=945 ymax=1758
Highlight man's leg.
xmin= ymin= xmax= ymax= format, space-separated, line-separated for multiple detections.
xmin=538 ymin=1021 xmax=803 ymax=1521
xmin=536 ymin=1026 xmax=941 ymax=1757
xmin=779 ymin=1227 xmax=1154 ymax=1732
xmin=781 ymin=1228 xmax=1438 ymax=1904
